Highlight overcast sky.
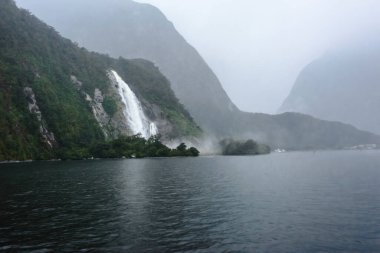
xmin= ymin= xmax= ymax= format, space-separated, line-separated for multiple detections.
xmin=135 ymin=0 xmax=380 ymax=113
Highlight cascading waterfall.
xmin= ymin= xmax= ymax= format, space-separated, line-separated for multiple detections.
xmin=109 ymin=70 xmax=158 ymax=139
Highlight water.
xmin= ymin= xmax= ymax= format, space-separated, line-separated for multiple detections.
xmin=1 ymin=151 xmax=380 ymax=252
xmin=109 ymin=70 xmax=158 ymax=138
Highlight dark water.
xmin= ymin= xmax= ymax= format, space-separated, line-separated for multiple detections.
xmin=1 ymin=151 xmax=380 ymax=252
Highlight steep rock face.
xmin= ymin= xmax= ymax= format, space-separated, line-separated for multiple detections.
xmin=90 ymin=88 xmax=110 ymax=134
xmin=279 ymin=44 xmax=380 ymax=135
xmin=108 ymin=70 xmax=158 ymax=139
xmin=70 ymin=75 xmax=113 ymax=138
xmin=0 ymin=0 xmax=200 ymax=160
xmin=23 ymin=87 xmax=56 ymax=148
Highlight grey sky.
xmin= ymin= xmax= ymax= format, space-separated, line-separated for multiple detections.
xmin=137 ymin=0 xmax=380 ymax=113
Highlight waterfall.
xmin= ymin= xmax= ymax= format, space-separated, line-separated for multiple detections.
xmin=109 ymin=70 xmax=158 ymax=139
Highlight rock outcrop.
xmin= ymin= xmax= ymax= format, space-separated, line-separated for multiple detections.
xmin=24 ymin=87 xmax=56 ymax=148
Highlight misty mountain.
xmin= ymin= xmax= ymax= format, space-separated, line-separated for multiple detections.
xmin=14 ymin=0 xmax=239 ymax=135
xmin=236 ymin=112 xmax=380 ymax=150
xmin=13 ymin=0 xmax=380 ymax=150
xmin=279 ymin=42 xmax=380 ymax=135
xmin=0 ymin=0 xmax=199 ymax=160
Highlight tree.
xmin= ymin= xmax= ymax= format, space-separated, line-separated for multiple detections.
xmin=176 ymin=143 xmax=187 ymax=152
xmin=188 ymin=147 xmax=200 ymax=156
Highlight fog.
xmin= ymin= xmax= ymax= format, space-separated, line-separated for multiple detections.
xmin=136 ymin=0 xmax=380 ymax=113
xmin=15 ymin=0 xmax=380 ymax=114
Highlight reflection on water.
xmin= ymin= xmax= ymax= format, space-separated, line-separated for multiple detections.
xmin=1 ymin=151 xmax=380 ymax=252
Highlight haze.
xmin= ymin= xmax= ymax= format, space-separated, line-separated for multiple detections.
xmin=15 ymin=0 xmax=380 ymax=113
xmin=136 ymin=0 xmax=380 ymax=113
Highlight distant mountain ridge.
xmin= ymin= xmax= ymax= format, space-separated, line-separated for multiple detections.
xmin=279 ymin=43 xmax=380 ymax=135
xmin=12 ymin=0 xmax=380 ymax=150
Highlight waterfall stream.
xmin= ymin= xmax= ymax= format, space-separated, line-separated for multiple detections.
xmin=110 ymin=70 xmax=158 ymax=139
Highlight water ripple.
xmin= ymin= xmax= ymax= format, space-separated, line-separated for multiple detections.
xmin=1 ymin=152 xmax=380 ymax=252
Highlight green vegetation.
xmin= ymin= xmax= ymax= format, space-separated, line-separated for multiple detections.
xmin=102 ymin=97 xmax=118 ymax=117
xmin=113 ymin=59 xmax=202 ymax=137
xmin=0 ymin=0 xmax=200 ymax=161
xmin=166 ymin=109 xmax=201 ymax=138
xmin=90 ymin=135 xmax=199 ymax=159
xmin=220 ymin=139 xmax=271 ymax=156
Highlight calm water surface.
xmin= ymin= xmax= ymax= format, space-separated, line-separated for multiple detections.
xmin=1 ymin=151 xmax=380 ymax=252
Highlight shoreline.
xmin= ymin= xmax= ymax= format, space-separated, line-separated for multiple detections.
xmin=2 ymin=149 xmax=380 ymax=164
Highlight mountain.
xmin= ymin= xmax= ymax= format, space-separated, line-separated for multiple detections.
xmin=12 ymin=0 xmax=380 ymax=150
xmin=236 ymin=112 xmax=379 ymax=150
xmin=279 ymin=42 xmax=380 ymax=135
xmin=14 ymin=0 xmax=239 ymax=135
xmin=0 ymin=0 xmax=200 ymax=160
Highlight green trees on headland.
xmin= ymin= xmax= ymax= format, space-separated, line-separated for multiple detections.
xmin=220 ymin=139 xmax=270 ymax=156
xmin=88 ymin=135 xmax=199 ymax=159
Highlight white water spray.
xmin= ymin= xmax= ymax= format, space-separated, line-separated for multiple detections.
xmin=109 ymin=70 xmax=158 ymax=139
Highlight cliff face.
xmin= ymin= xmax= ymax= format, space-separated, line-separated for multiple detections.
xmin=0 ymin=0 xmax=200 ymax=160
